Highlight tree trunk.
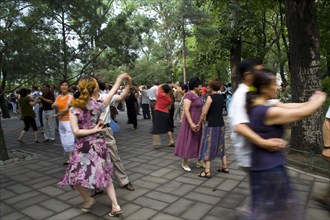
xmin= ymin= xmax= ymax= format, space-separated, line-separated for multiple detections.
xmin=0 ymin=70 xmax=9 ymax=160
xmin=0 ymin=71 xmax=10 ymax=119
xmin=229 ymin=0 xmax=241 ymax=91
xmin=285 ymin=0 xmax=323 ymax=153
xmin=182 ymin=19 xmax=187 ymax=84
xmin=327 ymin=55 xmax=330 ymax=78
xmin=61 ymin=7 xmax=68 ymax=80
xmin=0 ymin=119 xmax=9 ymax=161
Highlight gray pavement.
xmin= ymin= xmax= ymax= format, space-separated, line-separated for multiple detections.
xmin=1 ymin=111 xmax=329 ymax=220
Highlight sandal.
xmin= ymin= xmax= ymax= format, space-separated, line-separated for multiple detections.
xmin=198 ymin=171 xmax=211 ymax=179
xmin=168 ymin=142 xmax=175 ymax=147
xmin=109 ymin=208 xmax=122 ymax=217
xmin=18 ymin=139 xmax=24 ymax=144
xmin=80 ymin=198 xmax=96 ymax=212
xmin=217 ymin=167 xmax=229 ymax=173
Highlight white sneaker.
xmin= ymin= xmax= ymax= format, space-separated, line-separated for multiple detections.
xmin=182 ymin=163 xmax=191 ymax=172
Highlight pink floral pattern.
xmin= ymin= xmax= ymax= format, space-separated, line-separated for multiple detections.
xmin=59 ymin=98 xmax=113 ymax=189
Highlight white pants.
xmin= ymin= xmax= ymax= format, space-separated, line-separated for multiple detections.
xmin=174 ymin=101 xmax=181 ymax=121
xmin=43 ymin=109 xmax=56 ymax=140
xmin=33 ymin=104 xmax=41 ymax=127
xmin=59 ymin=121 xmax=74 ymax=152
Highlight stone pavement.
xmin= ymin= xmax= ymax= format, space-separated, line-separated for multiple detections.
xmin=1 ymin=111 xmax=329 ymax=220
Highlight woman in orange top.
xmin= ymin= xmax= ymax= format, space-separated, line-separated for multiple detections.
xmin=52 ymin=80 xmax=74 ymax=165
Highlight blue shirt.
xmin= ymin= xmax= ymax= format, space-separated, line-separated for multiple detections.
xmin=249 ymin=105 xmax=285 ymax=171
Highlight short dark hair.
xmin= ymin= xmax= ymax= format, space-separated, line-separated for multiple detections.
xmin=181 ymin=84 xmax=188 ymax=92
xmin=59 ymin=80 xmax=69 ymax=87
xmin=154 ymin=80 xmax=160 ymax=85
xmin=99 ymin=82 xmax=106 ymax=91
xmin=162 ymin=84 xmax=171 ymax=94
xmin=208 ymin=79 xmax=222 ymax=91
xmin=42 ymin=84 xmax=50 ymax=88
xmin=188 ymin=77 xmax=201 ymax=90
xmin=18 ymin=88 xmax=29 ymax=98
xmin=238 ymin=58 xmax=263 ymax=80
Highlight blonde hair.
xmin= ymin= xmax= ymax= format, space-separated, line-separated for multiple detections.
xmin=71 ymin=76 xmax=96 ymax=108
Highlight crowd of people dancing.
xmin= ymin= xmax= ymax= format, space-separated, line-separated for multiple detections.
xmin=10 ymin=58 xmax=329 ymax=219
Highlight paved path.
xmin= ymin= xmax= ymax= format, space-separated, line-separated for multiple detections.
xmin=1 ymin=111 xmax=329 ymax=220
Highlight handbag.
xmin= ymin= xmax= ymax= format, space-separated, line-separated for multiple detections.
xmin=109 ymin=119 xmax=120 ymax=133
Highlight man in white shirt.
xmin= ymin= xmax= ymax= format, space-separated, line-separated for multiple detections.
xmin=147 ymin=80 xmax=159 ymax=124
xmin=228 ymin=59 xmax=286 ymax=171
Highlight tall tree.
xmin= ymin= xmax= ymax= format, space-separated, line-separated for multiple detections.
xmin=285 ymin=0 xmax=323 ymax=152
xmin=228 ymin=0 xmax=241 ymax=90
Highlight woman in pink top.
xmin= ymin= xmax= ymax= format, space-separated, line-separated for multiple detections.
xmin=152 ymin=83 xmax=181 ymax=147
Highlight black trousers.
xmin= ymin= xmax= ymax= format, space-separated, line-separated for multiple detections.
xmin=23 ymin=116 xmax=38 ymax=131
xmin=142 ymin=104 xmax=151 ymax=119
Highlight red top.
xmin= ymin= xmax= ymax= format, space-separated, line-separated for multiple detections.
xmin=155 ymin=86 xmax=172 ymax=113
xmin=201 ymin=87 xmax=207 ymax=95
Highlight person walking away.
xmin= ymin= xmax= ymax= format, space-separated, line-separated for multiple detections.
xmin=174 ymin=77 xmax=203 ymax=172
xmin=40 ymin=84 xmax=56 ymax=142
xmin=9 ymin=92 xmax=18 ymax=114
xmin=51 ymin=80 xmax=74 ymax=165
xmin=197 ymin=79 xmax=229 ymax=178
xmin=125 ymin=89 xmax=138 ymax=129
xmin=17 ymin=88 xmax=40 ymax=143
xmin=140 ymin=85 xmax=151 ymax=119
xmin=245 ymin=68 xmax=326 ymax=220
xmin=59 ymin=74 xmax=130 ymax=216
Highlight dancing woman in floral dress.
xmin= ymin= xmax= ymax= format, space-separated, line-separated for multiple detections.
xmin=59 ymin=73 xmax=130 ymax=217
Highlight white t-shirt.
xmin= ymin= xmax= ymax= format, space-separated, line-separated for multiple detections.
xmin=228 ymin=83 xmax=251 ymax=168
xmin=147 ymin=85 xmax=158 ymax=101
xmin=99 ymin=94 xmax=118 ymax=123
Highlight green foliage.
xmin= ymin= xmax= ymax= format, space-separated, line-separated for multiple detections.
xmin=322 ymin=77 xmax=330 ymax=95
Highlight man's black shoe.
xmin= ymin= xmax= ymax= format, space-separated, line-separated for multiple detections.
xmin=123 ymin=182 xmax=135 ymax=191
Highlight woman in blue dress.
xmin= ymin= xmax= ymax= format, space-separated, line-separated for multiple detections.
xmin=245 ymin=68 xmax=326 ymax=220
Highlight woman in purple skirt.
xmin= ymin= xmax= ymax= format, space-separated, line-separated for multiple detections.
xmin=245 ymin=69 xmax=326 ymax=220
xmin=174 ymin=77 xmax=203 ymax=172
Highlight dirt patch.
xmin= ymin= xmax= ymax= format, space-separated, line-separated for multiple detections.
xmin=0 ymin=149 xmax=40 ymax=166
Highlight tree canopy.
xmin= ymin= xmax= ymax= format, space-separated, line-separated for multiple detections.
xmin=0 ymin=0 xmax=329 ymax=159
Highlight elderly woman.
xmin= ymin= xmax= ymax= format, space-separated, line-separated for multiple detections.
xmin=197 ymin=79 xmax=229 ymax=178
xmin=174 ymin=77 xmax=203 ymax=172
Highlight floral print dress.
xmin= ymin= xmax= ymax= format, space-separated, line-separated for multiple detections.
xmin=59 ymin=98 xmax=113 ymax=189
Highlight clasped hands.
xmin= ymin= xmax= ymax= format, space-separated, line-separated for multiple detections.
xmin=191 ymin=122 xmax=202 ymax=132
